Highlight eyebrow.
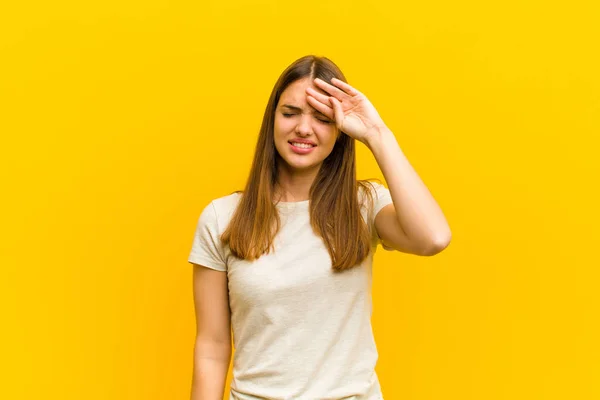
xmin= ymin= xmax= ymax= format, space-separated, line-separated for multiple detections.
xmin=280 ymin=104 xmax=328 ymax=117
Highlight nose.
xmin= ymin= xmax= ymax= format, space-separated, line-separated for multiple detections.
xmin=295 ymin=114 xmax=314 ymax=136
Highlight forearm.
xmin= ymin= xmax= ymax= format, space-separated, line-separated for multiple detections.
xmin=366 ymin=125 xmax=452 ymax=246
xmin=191 ymin=339 xmax=232 ymax=400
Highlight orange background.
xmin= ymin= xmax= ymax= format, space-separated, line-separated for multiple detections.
xmin=1 ymin=1 xmax=599 ymax=399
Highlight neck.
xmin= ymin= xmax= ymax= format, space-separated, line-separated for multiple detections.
xmin=275 ymin=162 xmax=320 ymax=202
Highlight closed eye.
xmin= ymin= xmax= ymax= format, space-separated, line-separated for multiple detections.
xmin=282 ymin=113 xmax=332 ymax=124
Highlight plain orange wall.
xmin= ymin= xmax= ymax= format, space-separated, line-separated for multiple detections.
xmin=1 ymin=1 xmax=599 ymax=399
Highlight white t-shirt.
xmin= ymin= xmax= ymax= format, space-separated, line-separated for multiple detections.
xmin=188 ymin=182 xmax=394 ymax=400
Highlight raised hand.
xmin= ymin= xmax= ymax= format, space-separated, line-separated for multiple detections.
xmin=306 ymin=77 xmax=387 ymax=144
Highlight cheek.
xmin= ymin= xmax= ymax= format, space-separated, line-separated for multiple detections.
xmin=318 ymin=127 xmax=338 ymax=144
xmin=274 ymin=118 xmax=292 ymax=134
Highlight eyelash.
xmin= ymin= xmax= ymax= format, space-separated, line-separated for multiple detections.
xmin=282 ymin=113 xmax=332 ymax=124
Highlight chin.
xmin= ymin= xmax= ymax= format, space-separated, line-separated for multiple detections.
xmin=283 ymin=156 xmax=320 ymax=170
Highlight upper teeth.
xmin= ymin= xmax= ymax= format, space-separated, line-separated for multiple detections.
xmin=292 ymin=142 xmax=314 ymax=148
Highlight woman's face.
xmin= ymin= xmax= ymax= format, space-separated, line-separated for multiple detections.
xmin=273 ymin=77 xmax=340 ymax=172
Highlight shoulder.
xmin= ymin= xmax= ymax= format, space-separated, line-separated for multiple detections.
xmin=193 ymin=191 xmax=242 ymax=227
xmin=210 ymin=191 xmax=243 ymax=214
xmin=358 ymin=180 xmax=387 ymax=202
xmin=200 ymin=191 xmax=242 ymax=231
xmin=357 ymin=180 xmax=392 ymax=222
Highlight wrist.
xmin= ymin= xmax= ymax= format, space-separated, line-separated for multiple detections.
xmin=364 ymin=123 xmax=393 ymax=150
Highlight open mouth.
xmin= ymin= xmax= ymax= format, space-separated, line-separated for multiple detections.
xmin=288 ymin=141 xmax=316 ymax=149
xmin=288 ymin=141 xmax=316 ymax=154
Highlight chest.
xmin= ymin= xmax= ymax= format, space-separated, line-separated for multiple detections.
xmin=224 ymin=214 xmax=373 ymax=310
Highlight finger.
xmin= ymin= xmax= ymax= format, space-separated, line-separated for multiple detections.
xmin=331 ymin=78 xmax=360 ymax=96
xmin=307 ymin=95 xmax=334 ymax=119
xmin=329 ymin=97 xmax=344 ymax=130
xmin=313 ymin=78 xmax=345 ymax=101
xmin=306 ymin=87 xmax=330 ymax=104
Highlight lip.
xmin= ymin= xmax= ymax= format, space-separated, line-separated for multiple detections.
xmin=289 ymin=139 xmax=316 ymax=145
xmin=289 ymin=142 xmax=316 ymax=154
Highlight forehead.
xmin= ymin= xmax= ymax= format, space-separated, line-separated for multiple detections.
xmin=278 ymin=78 xmax=327 ymax=107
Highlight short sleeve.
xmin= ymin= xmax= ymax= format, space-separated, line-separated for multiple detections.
xmin=187 ymin=201 xmax=227 ymax=272
xmin=369 ymin=182 xmax=395 ymax=251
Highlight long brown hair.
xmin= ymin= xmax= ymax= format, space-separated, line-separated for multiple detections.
xmin=221 ymin=55 xmax=380 ymax=272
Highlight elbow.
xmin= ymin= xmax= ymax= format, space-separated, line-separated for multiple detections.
xmin=422 ymin=232 xmax=452 ymax=256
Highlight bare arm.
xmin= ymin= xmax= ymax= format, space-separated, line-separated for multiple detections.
xmin=190 ymin=264 xmax=232 ymax=400
xmin=367 ymin=126 xmax=452 ymax=256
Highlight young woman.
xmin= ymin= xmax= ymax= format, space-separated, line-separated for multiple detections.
xmin=188 ymin=55 xmax=451 ymax=400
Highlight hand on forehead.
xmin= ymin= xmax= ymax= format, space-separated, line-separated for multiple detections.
xmin=280 ymin=78 xmax=329 ymax=112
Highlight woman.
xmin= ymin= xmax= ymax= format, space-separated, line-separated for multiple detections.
xmin=188 ymin=55 xmax=451 ymax=400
